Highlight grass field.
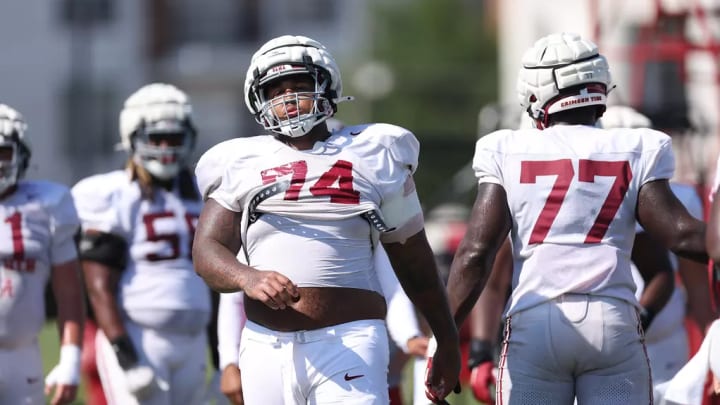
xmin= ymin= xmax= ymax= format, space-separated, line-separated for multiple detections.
xmin=39 ymin=322 xmax=479 ymax=405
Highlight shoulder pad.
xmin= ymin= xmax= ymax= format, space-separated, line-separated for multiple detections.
xmin=343 ymin=123 xmax=420 ymax=173
xmin=18 ymin=180 xmax=73 ymax=208
xmin=196 ymin=136 xmax=277 ymax=199
xmin=71 ymin=170 xmax=128 ymax=233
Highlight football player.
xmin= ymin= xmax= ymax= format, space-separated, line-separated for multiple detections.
xmin=465 ymin=105 xmax=714 ymax=404
xmin=0 ymin=104 xmax=85 ymax=405
xmin=192 ymin=35 xmax=461 ymax=404
xmin=196 ymin=117 xmax=428 ymax=405
xmin=72 ymin=83 xmax=212 ymax=404
xmin=439 ymin=32 xmax=708 ymax=404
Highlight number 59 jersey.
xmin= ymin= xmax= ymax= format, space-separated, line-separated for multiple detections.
xmin=473 ymin=124 xmax=674 ymax=316
xmin=72 ymin=171 xmax=210 ymax=319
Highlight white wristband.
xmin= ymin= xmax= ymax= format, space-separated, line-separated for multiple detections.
xmin=45 ymin=344 xmax=81 ymax=385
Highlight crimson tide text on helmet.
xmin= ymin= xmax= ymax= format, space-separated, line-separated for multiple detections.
xmin=244 ymin=35 xmax=349 ymax=138
xmin=119 ymin=83 xmax=196 ymax=180
xmin=0 ymin=104 xmax=31 ymax=194
xmin=517 ymin=32 xmax=613 ymax=129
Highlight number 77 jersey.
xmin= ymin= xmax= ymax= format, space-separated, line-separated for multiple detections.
xmin=472 ymin=124 xmax=675 ymax=316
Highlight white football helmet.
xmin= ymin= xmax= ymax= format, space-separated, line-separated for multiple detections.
xmin=598 ymin=105 xmax=652 ymax=129
xmin=0 ymin=104 xmax=31 ymax=194
xmin=119 ymin=83 xmax=196 ymax=180
xmin=517 ymin=32 xmax=613 ymax=129
xmin=244 ymin=35 xmax=349 ymax=138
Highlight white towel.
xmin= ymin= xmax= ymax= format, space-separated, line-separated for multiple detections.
xmin=659 ymin=320 xmax=720 ymax=405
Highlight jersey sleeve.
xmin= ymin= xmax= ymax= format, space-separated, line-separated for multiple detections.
xmin=196 ymin=139 xmax=245 ymax=201
xmin=472 ymin=130 xmax=508 ymax=186
xmin=208 ymin=159 xmax=245 ymax=212
xmin=71 ymin=175 xmax=124 ymax=235
xmin=356 ymin=124 xmax=419 ymax=194
xmin=357 ymin=125 xmax=423 ymax=243
xmin=47 ymin=185 xmax=81 ymax=264
xmin=640 ymin=131 xmax=675 ymax=186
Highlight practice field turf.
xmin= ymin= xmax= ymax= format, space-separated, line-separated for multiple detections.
xmin=39 ymin=322 xmax=478 ymax=405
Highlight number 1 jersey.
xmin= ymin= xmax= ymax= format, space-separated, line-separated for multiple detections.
xmin=473 ymin=124 xmax=674 ymax=316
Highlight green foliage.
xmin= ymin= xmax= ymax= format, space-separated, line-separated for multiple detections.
xmin=340 ymin=0 xmax=498 ymax=210
xmin=346 ymin=0 xmax=498 ymax=141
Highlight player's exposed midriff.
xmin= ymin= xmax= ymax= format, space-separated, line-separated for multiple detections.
xmin=244 ymin=287 xmax=387 ymax=331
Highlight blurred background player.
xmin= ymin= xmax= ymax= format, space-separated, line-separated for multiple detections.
xmin=72 ymin=83 xmax=214 ymax=404
xmin=441 ymin=32 xmax=708 ymax=404
xmin=197 ymin=117 xmax=428 ymax=405
xmin=601 ymin=106 xmax=717 ymax=403
xmin=0 ymin=104 xmax=85 ymax=405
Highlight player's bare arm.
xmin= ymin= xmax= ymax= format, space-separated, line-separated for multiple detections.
xmin=632 ymin=231 xmax=675 ymax=329
xmin=383 ymin=229 xmax=461 ymax=401
xmin=193 ymin=198 xmax=299 ymax=308
xmin=82 ymin=260 xmax=126 ymax=341
xmin=46 ymin=259 xmax=85 ymax=405
xmin=447 ymin=183 xmax=512 ymax=328
xmin=678 ymin=256 xmax=718 ymax=333
xmin=637 ymin=179 xmax=707 ymax=263
xmin=467 ymin=237 xmax=511 ymax=404
xmin=470 ymin=237 xmax=512 ymax=344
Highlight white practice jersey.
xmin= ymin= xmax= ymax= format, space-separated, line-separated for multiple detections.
xmin=0 ymin=181 xmax=79 ymax=346
xmin=632 ymin=182 xmax=703 ymax=343
xmin=206 ymin=123 xmax=419 ymax=290
xmin=473 ymin=124 xmax=675 ymax=316
xmin=72 ymin=170 xmax=210 ymax=317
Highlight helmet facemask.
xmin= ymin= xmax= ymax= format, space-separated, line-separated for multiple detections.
xmin=244 ymin=36 xmax=351 ymax=139
xmin=131 ymin=119 xmax=195 ymax=181
xmin=0 ymin=136 xmax=29 ymax=195
xmin=253 ymin=67 xmax=334 ymax=138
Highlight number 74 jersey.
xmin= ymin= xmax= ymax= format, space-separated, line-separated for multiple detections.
xmin=473 ymin=124 xmax=675 ymax=315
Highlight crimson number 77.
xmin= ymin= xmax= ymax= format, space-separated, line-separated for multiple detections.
xmin=520 ymin=159 xmax=632 ymax=244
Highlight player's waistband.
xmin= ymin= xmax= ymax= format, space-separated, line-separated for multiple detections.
xmin=243 ymin=319 xmax=385 ymax=344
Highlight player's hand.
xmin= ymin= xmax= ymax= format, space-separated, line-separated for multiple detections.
xmin=44 ymin=381 xmax=78 ymax=405
xmin=243 ymin=269 xmax=299 ymax=310
xmin=424 ymin=338 xmax=461 ymax=404
xmin=470 ymin=361 xmax=496 ymax=404
xmin=44 ymin=369 xmax=78 ymax=405
xmin=406 ymin=335 xmax=430 ymax=357
xmin=44 ymin=345 xmax=81 ymax=405
xmin=220 ymin=364 xmax=244 ymax=404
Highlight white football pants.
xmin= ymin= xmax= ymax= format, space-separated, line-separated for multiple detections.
xmin=497 ymin=294 xmax=652 ymax=405
xmin=239 ymin=319 xmax=389 ymax=405
xmin=96 ymin=320 xmax=207 ymax=405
